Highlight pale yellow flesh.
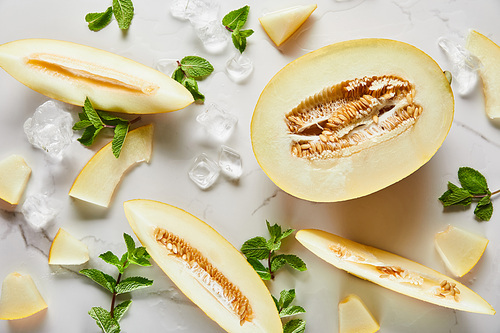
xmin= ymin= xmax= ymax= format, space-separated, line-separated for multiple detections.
xmin=69 ymin=124 xmax=154 ymax=207
xmin=0 ymin=272 xmax=47 ymax=320
xmin=48 ymin=228 xmax=89 ymax=265
xmin=0 ymin=155 xmax=31 ymax=207
xmin=296 ymin=229 xmax=495 ymax=315
xmin=124 ymin=199 xmax=282 ymax=333
xmin=259 ymin=4 xmax=317 ymax=47
xmin=435 ymin=225 xmax=488 ymax=277
xmin=466 ymin=30 xmax=500 ymax=119
xmin=251 ymin=39 xmax=454 ymax=202
xmin=0 ymin=39 xmax=193 ymax=114
xmin=339 ymin=294 xmax=380 ymax=333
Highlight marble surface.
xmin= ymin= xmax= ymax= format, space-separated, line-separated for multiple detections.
xmin=1 ymin=0 xmax=500 ymax=332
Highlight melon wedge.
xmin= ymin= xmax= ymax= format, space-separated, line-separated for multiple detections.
xmin=259 ymin=4 xmax=317 ymax=47
xmin=338 ymin=294 xmax=380 ymax=333
xmin=69 ymin=124 xmax=153 ymax=207
xmin=0 ymin=39 xmax=193 ymax=114
xmin=48 ymin=228 xmax=89 ymax=265
xmin=0 ymin=155 xmax=31 ymax=210
xmin=466 ymin=30 xmax=500 ymax=119
xmin=296 ymin=229 xmax=495 ymax=315
xmin=0 ymin=272 xmax=47 ymax=320
xmin=124 ymin=199 xmax=282 ymax=333
xmin=435 ymin=225 xmax=488 ymax=277
xmin=251 ymin=39 xmax=454 ymax=202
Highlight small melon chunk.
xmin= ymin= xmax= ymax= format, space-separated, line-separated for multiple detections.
xmin=251 ymin=39 xmax=454 ymax=202
xmin=435 ymin=225 xmax=488 ymax=277
xmin=296 ymin=229 xmax=495 ymax=315
xmin=0 ymin=155 xmax=31 ymax=210
xmin=339 ymin=294 xmax=380 ymax=333
xmin=259 ymin=4 xmax=317 ymax=47
xmin=48 ymin=228 xmax=89 ymax=265
xmin=466 ymin=30 xmax=500 ymax=119
xmin=0 ymin=272 xmax=47 ymax=320
xmin=0 ymin=39 xmax=193 ymax=114
xmin=124 ymin=199 xmax=282 ymax=333
xmin=69 ymin=124 xmax=154 ymax=208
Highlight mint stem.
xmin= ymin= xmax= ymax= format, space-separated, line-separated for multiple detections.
xmin=473 ymin=189 xmax=500 ymax=198
xmin=225 ymin=26 xmax=233 ymax=32
xmin=110 ymin=260 xmax=128 ymax=318
xmin=103 ymin=116 xmax=141 ymax=129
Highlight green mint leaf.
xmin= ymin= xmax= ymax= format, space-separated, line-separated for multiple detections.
xmin=77 ymin=126 xmax=102 ymax=146
xmin=86 ymin=7 xmax=113 ymax=32
xmin=115 ymin=276 xmax=153 ymax=294
xmin=222 ymin=5 xmax=250 ymax=30
xmin=280 ymin=305 xmax=306 ymax=318
xmin=439 ymin=182 xmax=472 ymax=207
xmin=180 ymin=56 xmax=214 ymax=79
xmin=458 ymin=167 xmax=490 ymax=195
xmin=182 ymin=77 xmax=205 ymax=102
xmin=88 ymin=307 xmax=121 ymax=333
xmin=239 ymin=29 xmax=254 ymax=38
xmin=279 ymin=289 xmax=296 ymax=309
xmin=474 ymin=195 xmax=493 ymax=221
xmin=266 ymin=238 xmax=281 ymax=252
xmin=79 ymin=111 xmax=89 ymax=121
xmin=283 ymin=319 xmax=306 ymax=333
xmin=112 ymin=121 xmax=129 ymax=158
xmin=98 ymin=110 xmax=128 ymax=125
xmin=241 ymin=236 xmax=269 ymax=260
xmin=84 ymin=98 xmax=104 ymax=129
xmin=112 ymin=0 xmax=134 ymax=30
xmin=124 ymin=233 xmax=136 ymax=254
xmin=113 ymin=300 xmax=132 ymax=322
xmin=172 ymin=67 xmax=184 ymax=83
xmin=278 ymin=228 xmax=295 ymax=242
xmin=99 ymin=251 xmax=124 ymax=273
xmin=120 ymin=252 xmax=131 ymax=270
xmin=272 ymin=295 xmax=280 ymax=311
xmin=270 ymin=254 xmax=287 ymax=272
xmin=79 ymin=269 xmax=116 ymax=293
xmin=231 ymin=25 xmax=247 ymax=53
xmin=271 ymin=254 xmax=307 ymax=272
xmin=247 ymin=258 xmax=271 ymax=280
xmin=266 ymin=221 xmax=282 ymax=241
xmin=131 ymin=256 xmax=152 ymax=267
xmin=73 ymin=119 xmax=93 ymax=131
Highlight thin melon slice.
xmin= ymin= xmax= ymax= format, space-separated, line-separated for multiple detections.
xmin=0 ymin=39 xmax=193 ymax=114
xmin=124 ymin=199 xmax=282 ymax=333
xmin=48 ymin=228 xmax=89 ymax=265
xmin=338 ymin=294 xmax=380 ymax=333
xmin=0 ymin=272 xmax=47 ymax=320
xmin=259 ymin=4 xmax=317 ymax=47
xmin=296 ymin=229 xmax=495 ymax=315
xmin=69 ymin=124 xmax=153 ymax=207
xmin=466 ymin=30 xmax=500 ymax=119
xmin=0 ymin=155 xmax=31 ymax=210
xmin=435 ymin=225 xmax=488 ymax=277
xmin=251 ymin=39 xmax=454 ymax=202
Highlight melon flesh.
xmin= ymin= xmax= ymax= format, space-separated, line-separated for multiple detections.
xmin=251 ymin=39 xmax=454 ymax=202
xmin=338 ymin=294 xmax=380 ymax=333
xmin=0 ymin=155 xmax=31 ymax=210
xmin=48 ymin=228 xmax=90 ymax=265
xmin=0 ymin=272 xmax=47 ymax=320
xmin=124 ymin=199 xmax=282 ymax=333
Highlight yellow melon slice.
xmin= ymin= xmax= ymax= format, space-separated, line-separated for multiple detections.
xmin=338 ymin=294 xmax=380 ymax=333
xmin=48 ymin=228 xmax=89 ymax=265
xmin=0 ymin=155 xmax=31 ymax=210
xmin=0 ymin=272 xmax=47 ymax=320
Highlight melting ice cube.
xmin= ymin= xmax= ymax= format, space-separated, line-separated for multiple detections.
xmin=23 ymin=100 xmax=75 ymax=160
xmin=225 ymin=53 xmax=253 ymax=83
xmin=22 ymin=193 xmax=60 ymax=230
xmin=170 ymin=0 xmax=219 ymax=26
xmin=218 ymin=145 xmax=242 ymax=180
xmin=188 ymin=154 xmax=220 ymax=189
xmin=155 ymin=59 xmax=180 ymax=76
xmin=196 ymin=104 xmax=238 ymax=141
xmin=194 ymin=20 xmax=229 ymax=53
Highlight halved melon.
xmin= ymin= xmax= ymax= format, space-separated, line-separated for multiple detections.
xmin=0 ymin=39 xmax=193 ymax=114
xmin=124 ymin=199 xmax=282 ymax=333
xmin=338 ymin=294 xmax=380 ymax=333
xmin=296 ymin=229 xmax=495 ymax=315
xmin=0 ymin=155 xmax=31 ymax=211
xmin=0 ymin=272 xmax=47 ymax=320
xmin=251 ymin=39 xmax=454 ymax=202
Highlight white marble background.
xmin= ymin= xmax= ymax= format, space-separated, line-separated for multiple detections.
xmin=1 ymin=0 xmax=500 ymax=332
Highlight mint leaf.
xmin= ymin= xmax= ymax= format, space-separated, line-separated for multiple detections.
xmin=279 ymin=289 xmax=296 ymax=309
xmin=172 ymin=67 xmax=184 ymax=83
xmin=99 ymin=251 xmax=124 ymax=273
xmin=279 ymin=228 xmax=295 ymax=241
xmin=112 ymin=0 xmax=134 ymax=30
xmin=458 ymin=167 xmax=490 ymax=195
xmin=247 ymin=258 xmax=271 ymax=280
xmin=266 ymin=221 xmax=282 ymax=242
xmin=182 ymin=77 xmax=205 ymax=102
xmin=222 ymin=5 xmax=250 ymax=30
xmin=84 ymin=98 xmax=104 ymax=129
xmin=283 ymin=319 xmax=306 ymax=333
xmin=73 ymin=119 xmax=93 ymax=131
xmin=271 ymin=254 xmax=307 ymax=272
xmin=272 ymin=295 xmax=280 ymax=311
xmin=115 ymin=276 xmax=153 ymax=294
xmin=113 ymin=300 xmax=132 ymax=322
xmin=239 ymin=29 xmax=254 ymax=38
xmin=232 ymin=23 xmax=247 ymax=53
xmin=112 ymin=121 xmax=129 ymax=158
xmin=86 ymin=7 xmax=113 ymax=31
xmin=241 ymin=236 xmax=269 ymax=260
xmin=123 ymin=233 xmax=136 ymax=254
xmin=280 ymin=305 xmax=306 ymax=318
xmin=439 ymin=182 xmax=472 ymax=206
xmin=474 ymin=195 xmax=493 ymax=221
xmin=80 ymin=269 xmax=116 ymax=293
xmin=89 ymin=307 xmax=121 ymax=333
xmin=77 ymin=126 xmax=102 ymax=146
xmin=180 ymin=56 xmax=214 ymax=79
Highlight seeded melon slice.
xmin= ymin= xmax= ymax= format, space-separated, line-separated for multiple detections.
xmin=251 ymin=39 xmax=454 ymax=202
xmin=124 ymin=199 xmax=282 ymax=333
xmin=296 ymin=229 xmax=495 ymax=315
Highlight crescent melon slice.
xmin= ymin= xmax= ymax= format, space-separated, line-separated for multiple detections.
xmin=0 ymin=272 xmax=47 ymax=320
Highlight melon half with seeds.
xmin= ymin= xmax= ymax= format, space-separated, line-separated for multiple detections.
xmin=124 ymin=199 xmax=282 ymax=333
xmin=251 ymin=39 xmax=454 ymax=202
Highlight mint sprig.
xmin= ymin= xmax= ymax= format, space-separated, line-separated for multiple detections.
xmin=439 ymin=167 xmax=498 ymax=221
xmin=73 ymin=97 xmax=140 ymax=158
xmin=222 ymin=5 xmax=254 ymax=53
xmin=171 ymin=56 xmax=214 ymax=103
xmin=79 ymin=233 xmax=153 ymax=333
xmin=85 ymin=0 xmax=134 ymax=31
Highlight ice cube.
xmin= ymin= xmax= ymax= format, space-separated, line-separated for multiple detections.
xmin=194 ymin=20 xmax=229 ymax=53
xmin=438 ymin=37 xmax=481 ymax=96
xmin=23 ymin=100 xmax=75 ymax=160
xmin=196 ymin=104 xmax=238 ymax=141
xmin=218 ymin=145 xmax=242 ymax=180
xmin=188 ymin=153 xmax=220 ymax=189
xmin=225 ymin=52 xmax=253 ymax=83
xmin=21 ymin=193 xmax=60 ymax=230
xmin=170 ymin=0 xmax=219 ymax=26
xmin=155 ymin=59 xmax=180 ymax=76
